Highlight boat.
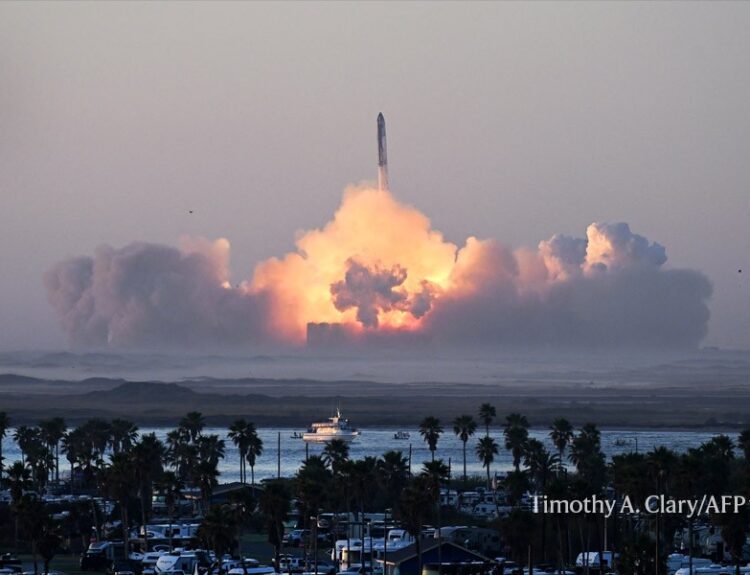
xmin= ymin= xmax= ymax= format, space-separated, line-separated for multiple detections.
xmin=393 ymin=431 xmax=410 ymax=440
xmin=303 ymin=408 xmax=360 ymax=443
xmin=291 ymin=431 xmax=304 ymax=439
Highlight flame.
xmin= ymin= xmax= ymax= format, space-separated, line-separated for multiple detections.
xmin=248 ymin=186 xmax=457 ymax=343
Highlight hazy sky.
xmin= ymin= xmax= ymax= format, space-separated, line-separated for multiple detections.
xmin=1 ymin=2 xmax=748 ymax=350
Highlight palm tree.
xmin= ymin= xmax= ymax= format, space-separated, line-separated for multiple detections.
xmin=179 ymin=411 xmax=206 ymax=442
xmin=156 ymin=471 xmax=184 ymax=550
xmin=228 ymin=419 xmax=251 ymax=484
xmin=296 ymin=456 xmax=332 ymax=527
xmin=398 ymin=476 xmax=433 ymax=575
xmin=377 ymin=450 xmax=409 ymax=502
xmin=2 ymin=460 xmax=33 ymax=550
xmin=39 ymin=417 xmax=66 ymax=484
xmin=420 ymin=458 xmax=451 ymax=573
xmin=0 ymin=411 xmax=10 ymax=481
xmin=17 ymin=494 xmax=50 ymax=573
xmin=476 ymin=436 xmax=499 ymax=488
xmin=246 ymin=426 xmax=263 ymax=487
xmin=197 ymin=434 xmax=226 ymax=467
xmin=198 ymin=505 xmax=239 ymax=572
xmin=260 ymin=480 xmax=290 ymax=570
xmin=351 ymin=456 xmax=379 ymax=515
xmin=453 ymin=415 xmax=477 ymax=480
xmin=706 ymin=434 xmax=735 ymax=461
xmin=100 ymin=452 xmax=137 ymax=554
xmin=524 ymin=439 xmax=560 ymax=487
xmin=165 ymin=428 xmax=197 ymax=480
xmin=504 ymin=414 xmax=530 ymax=472
xmin=421 ymin=459 xmax=450 ymax=499
xmin=132 ymin=434 xmax=165 ymax=551
xmin=25 ymin=437 xmax=54 ymax=492
xmin=13 ymin=425 xmax=37 ymax=466
xmin=195 ymin=460 xmax=221 ymax=513
xmin=549 ymin=418 xmax=574 ymax=462
xmin=478 ymin=403 xmax=496 ymax=436
xmin=738 ymin=428 xmax=750 ymax=461
xmin=523 ymin=439 xmax=559 ymax=562
xmin=419 ymin=416 xmax=443 ymax=461
xmin=110 ymin=419 xmax=139 ymax=454
xmin=570 ymin=424 xmax=607 ymax=494
xmin=81 ymin=418 xmax=112 ymax=463
xmin=322 ymin=439 xmax=350 ymax=474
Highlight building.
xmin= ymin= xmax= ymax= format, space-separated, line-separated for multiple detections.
xmin=376 ymin=540 xmax=491 ymax=575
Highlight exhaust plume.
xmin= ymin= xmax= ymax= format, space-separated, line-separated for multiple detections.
xmin=45 ymin=186 xmax=712 ymax=350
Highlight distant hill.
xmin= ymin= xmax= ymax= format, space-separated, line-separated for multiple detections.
xmin=0 ymin=373 xmax=44 ymax=384
xmin=88 ymin=380 xmax=197 ymax=401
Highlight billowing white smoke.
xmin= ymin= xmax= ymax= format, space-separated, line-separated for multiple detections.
xmin=44 ymin=238 xmax=269 ymax=347
xmin=423 ymin=222 xmax=710 ymax=348
xmin=44 ymin=188 xmax=712 ymax=349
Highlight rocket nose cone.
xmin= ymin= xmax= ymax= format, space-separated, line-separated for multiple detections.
xmin=377 ymin=112 xmax=384 ymax=124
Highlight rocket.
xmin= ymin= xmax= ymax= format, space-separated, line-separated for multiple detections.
xmin=377 ymin=112 xmax=389 ymax=191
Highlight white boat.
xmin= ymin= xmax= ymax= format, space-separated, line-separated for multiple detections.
xmin=303 ymin=409 xmax=360 ymax=443
xmin=393 ymin=431 xmax=410 ymax=440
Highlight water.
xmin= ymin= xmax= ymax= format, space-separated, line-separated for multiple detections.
xmin=0 ymin=427 xmax=725 ymax=483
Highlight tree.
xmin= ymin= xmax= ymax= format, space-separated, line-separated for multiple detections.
xmin=549 ymin=418 xmax=574 ymax=463
xmin=39 ymin=417 xmax=66 ymax=484
xmin=297 ymin=456 xmax=332 ymax=525
xmin=17 ymin=495 xmax=52 ymax=574
xmin=322 ymin=439 xmax=350 ymax=475
xmin=165 ymin=428 xmax=197 ymax=481
xmin=421 ymin=459 xmax=450 ymax=501
xmin=260 ymin=480 xmax=290 ymax=570
xmin=110 ymin=419 xmax=139 ymax=455
xmin=0 ymin=411 xmax=10 ymax=481
xmin=351 ymin=457 xmax=379 ymax=515
xmin=720 ymin=510 xmax=748 ymax=575
xmin=504 ymin=420 xmax=529 ymax=472
xmin=2 ymin=461 xmax=33 ymax=550
xmin=246 ymin=426 xmax=263 ymax=487
xmin=420 ymin=459 xmax=450 ymax=575
xmin=179 ymin=411 xmax=206 ymax=442
xmin=198 ymin=505 xmax=238 ymax=574
xmin=195 ymin=459 xmax=220 ymax=513
xmin=377 ymin=450 xmax=409 ymax=503
xmin=476 ymin=436 xmax=499 ymax=488
xmin=81 ymin=418 xmax=113 ymax=463
xmin=524 ymin=439 xmax=560 ymax=492
xmin=100 ymin=452 xmax=137 ymax=554
xmin=156 ymin=471 xmax=184 ymax=550
xmin=132 ymin=434 xmax=165 ymax=552
xmin=229 ymin=419 xmax=252 ymax=484
xmin=14 ymin=425 xmax=37 ymax=466
xmin=453 ymin=415 xmax=478 ymax=480
xmin=398 ymin=476 xmax=433 ymax=575
xmin=738 ymin=429 xmax=750 ymax=461
xmin=419 ymin=416 xmax=443 ymax=461
xmin=478 ymin=403 xmax=496 ymax=436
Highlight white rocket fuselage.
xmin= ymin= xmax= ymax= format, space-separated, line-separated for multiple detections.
xmin=377 ymin=113 xmax=389 ymax=191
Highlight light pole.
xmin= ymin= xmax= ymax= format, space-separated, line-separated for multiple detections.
xmin=383 ymin=509 xmax=389 ymax=575
xmin=310 ymin=515 xmax=318 ymax=575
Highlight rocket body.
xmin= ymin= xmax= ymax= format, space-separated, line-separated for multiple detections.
xmin=377 ymin=113 xmax=389 ymax=191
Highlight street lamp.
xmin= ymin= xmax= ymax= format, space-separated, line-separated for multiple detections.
xmin=383 ymin=509 xmax=389 ymax=575
xmin=361 ymin=518 xmax=373 ymax=575
xmin=310 ymin=515 xmax=318 ymax=575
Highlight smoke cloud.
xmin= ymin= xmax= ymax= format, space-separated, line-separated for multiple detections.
xmin=44 ymin=238 xmax=270 ymax=347
xmin=45 ymin=186 xmax=712 ymax=349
